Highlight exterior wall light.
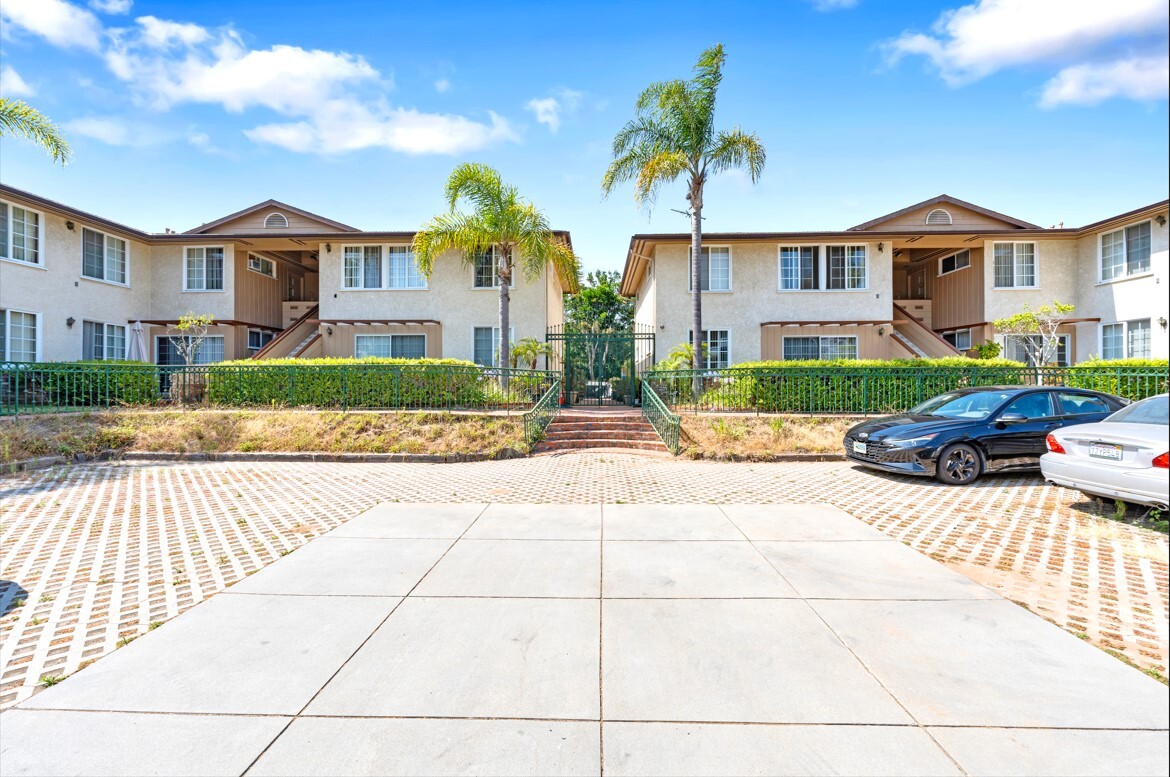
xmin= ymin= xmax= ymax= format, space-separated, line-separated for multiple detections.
xmin=325 ymin=243 xmax=332 ymax=253
xmin=65 ymin=221 xmax=75 ymax=231
xmin=1156 ymin=215 xmax=1167 ymax=227
xmin=877 ymin=242 xmax=884 ymax=252
xmin=1159 ymin=317 xmax=1167 ymax=329
xmin=326 ymin=326 xmax=333 ymax=336
xmin=66 ymin=317 xmax=76 ymax=328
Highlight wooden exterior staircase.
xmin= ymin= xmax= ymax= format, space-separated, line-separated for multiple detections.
xmin=252 ymin=305 xmax=320 ymax=360
xmin=532 ymin=409 xmax=669 ymax=454
xmin=892 ymin=303 xmax=961 ymax=359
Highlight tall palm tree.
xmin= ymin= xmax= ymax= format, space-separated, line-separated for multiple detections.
xmin=602 ymin=44 xmax=764 ymax=377
xmin=413 ymin=163 xmax=578 ymax=375
xmin=0 ymin=98 xmax=71 ymax=164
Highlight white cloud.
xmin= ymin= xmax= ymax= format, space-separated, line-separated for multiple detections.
xmin=1040 ymin=54 xmax=1170 ymax=106
xmin=525 ymin=88 xmax=584 ymax=133
xmin=0 ymin=64 xmax=35 ymax=97
xmin=135 ymin=16 xmax=210 ymax=48
xmin=90 ymin=0 xmax=132 ymax=13
xmin=0 ymin=0 xmax=103 ymax=51
xmin=64 ymin=116 xmax=130 ymax=144
xmin=808 ymin=0 xmax=858 ymax=10
xmin=885 ymin=0 xmax=1169 ymax=106
xmin=434 ymin=78 xmax=451 ymax=93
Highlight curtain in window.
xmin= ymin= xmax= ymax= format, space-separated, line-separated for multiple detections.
xmin=821 ymin=337 xmax=858 ymax=360
xmin=10 ymin=207 xmax=38 ymax=263
xmin=993 ymin=244 xmax=1015 ymax=287
xmin=388 ymin=247 xmax=425 ymax=289
xmin=362 ymin=246 xmax=382 ymax=288
xmin=344 ymin=247 xmax=363 ymax=288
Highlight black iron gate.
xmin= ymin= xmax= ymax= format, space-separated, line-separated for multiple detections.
xmin=547 ymin=324 xmax=656 ymax=407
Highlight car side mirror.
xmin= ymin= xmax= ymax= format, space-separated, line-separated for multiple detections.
xmin=998 ymin=412 xmax=1028 ymax=424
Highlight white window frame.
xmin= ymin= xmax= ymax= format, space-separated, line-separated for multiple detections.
xmin=246 ymin=328 xmax=275 ymax=352
xmin=471 ymin=248 xmax=515 ymax=290
xmin=1097 ymin=220 xmax=1153 ymax=284
xmin=386 ymin=246 xmax=428 ymax=290
xmin=688 ymin=329 xmax=731 ymax=369
xmin=0 ymin=307 xmax=41 ymax=363
xmin=942 ymin=328 xmax=972 ymax=351
xmin=686 ymin=245 xmax=733 ymax=293
xmin=247 ymin=253 xmax=277 ymax=279
xmin=780 ymin=335 xmax=859 ymax=361
xmin=0 ymin=200 xmax=46 ymax=267
xmin=824 ymin=244 xmax=868 ymax=291
xmin=991 ymin=242 xmax=1039 ymax=289
xmin=341 ymin=245 xmax=428 ymax=290
xmin=777 ymin=245 xmax=819 ymax=292
xmin=938 ymin=249 xmax=971 ymax=277
xmin=354 ymin=333 xmax=428 ymax=359
xmin=183 ymin=246 xmax=226 ymax=292
xmin=471 ymin=325 xmax=514 ymax=366
xmin=81 ymin=227 xmax=130 ymax=286
xmin=1099 ymin=319 xmax=1152 ymax=360
xmin=154 ymin=334 xmax=226 ymax=365
xmin=82 ymin=320 xmax=128 ymax=361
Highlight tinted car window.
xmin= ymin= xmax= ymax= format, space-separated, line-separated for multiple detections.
xmin=1057 ymin=392 xmax=1110 ymax=416
xmin=1001 ymin=392 xmax=1055 ymax=419
xmin=1106 ymin=395 xmax=1169 ymax=426
xmin=912 ymin=391 xmax=1012 ymax=420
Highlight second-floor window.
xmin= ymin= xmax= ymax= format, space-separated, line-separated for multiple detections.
xmin=992 ymin=242 xmax=1036 ymax=288
xmin=82 ymin=228 xmax=128 ymax=285
xmin=83 ymin=321 xmax=127 ymax=360
xmin=388 ymin=247 xmax=426 ymax=289
xmin=247 ymin=254 xmax=276 ymax=278
xmin=827 ymin=246 xmax=867 ymax=290
xmin=344 ymin=246 xmax=382 ymax=289
xmin=0 ymin=201 xmax=42 ymax=265
xmin=472 ymin=248 xmax=514 ymax=288
xmin=1100 ymin=222 xmax=1151 ymax=282
xmin=688 ymin=246 xmax=731 ymax=291
xmin=779 ymin=246 xmax=818 ymax=290
xmin=185 ymin=247 xmax=225 ymax=291
xmin=344 ymin=246 xmax=425 ymax=289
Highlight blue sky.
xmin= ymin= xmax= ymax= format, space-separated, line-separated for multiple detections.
xmin=1 ymin=0 xmax=1167 ymax=273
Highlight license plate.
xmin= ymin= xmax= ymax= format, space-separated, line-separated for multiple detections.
xmin=1088 ymin=443 xmax=1123 ymax=460
xmin=852 ymin=440 xmax=867 ymax=455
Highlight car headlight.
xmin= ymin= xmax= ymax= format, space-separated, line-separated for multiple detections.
xmin=887 ymin=434 xmax=940 ymax=448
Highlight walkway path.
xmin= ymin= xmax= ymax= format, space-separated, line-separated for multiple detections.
xmin=2 ymin=502 xmax=1167 ymax=776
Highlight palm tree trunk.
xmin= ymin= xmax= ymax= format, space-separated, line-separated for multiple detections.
xmin=690 ymin=199 xmax=704 ymax=399
xmin=498 ymin=249 xmax=511 ymax=389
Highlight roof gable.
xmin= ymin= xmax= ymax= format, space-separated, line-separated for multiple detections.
xmin=848 ymin=195 xmax=1040 ymax=232
xmin=184 ymin=199 xmax=358 ymax=234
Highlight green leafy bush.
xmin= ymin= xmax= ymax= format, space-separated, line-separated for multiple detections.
xmin=34 ymin=361 xmax=161 ymax=406
xmin=1062 ymin=358 xmax=1169 ymax=400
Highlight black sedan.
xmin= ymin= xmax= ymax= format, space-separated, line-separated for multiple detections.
xmin=844 ymin=386 xmax=1129 ymax=485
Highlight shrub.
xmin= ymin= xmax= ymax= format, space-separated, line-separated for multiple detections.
xmin=1062 ymin=358 xmax=1169 ymax=400
xmin=35 ymin=361 xmax=161 ymax=406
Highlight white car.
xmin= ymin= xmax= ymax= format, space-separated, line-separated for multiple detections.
xmin=1041 ymin=393 xmax=1169 ymax=510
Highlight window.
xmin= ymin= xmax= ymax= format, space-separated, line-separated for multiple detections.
xmin=157 ymin=335 xmax=225 ymax=365
xmin=1004 ymin=334 xmax=1069 ymax=366
xmin=473 ymin=248 xmax=505 ymax=288
xmin=1101 ymin=319 xmax=1151 ymax=360
xmin=185 ymin=247 xmax=225 ymax=291
xmin=1057 ymin=392 xmax=1110 ymax=416
xmin=247 ymin=254 xmax=276 ymax=278
xmin=247 ymin=329 xmax=274 ymax=352
xmin=263 ymin=212 xmax=289 ymax=228
xmin=82 ymin=321 xmax=127 ymax=360
xmin=942 ymin=329 xmax=972 ymax=351
xmin=779 ymin=246 xmax=818 ymax=290
xmin=939 ymin=249 xmax=970 ymax=276
xmin=925 ymin=208 xmax=952 ymax=225
xmin=688 ymin=247 xmax=731 ymax=291
xmin=781 ymin=335 xmax=858 ymax=360
xmin=472 ymin=326 xmax=512 ymax=366
xmin=689 ymin=329 xmax=730 ymax=369
xmin=1002 ymin=392 xmax=1056 ymax=420
xmin=343 ymin=246 xmax=382 ymax=289
xmin=0 ymin=201 xmax=43 ymax=265
xmin=82 ymin=228 xmax=128 ymax=284
xmin=0 ymin=309 xmax=38 ymax=362
xmin=1100 ymin=222 xmax=1151 ymax=282
xmin=826 ymin=246 xmax=867 ymax=290
xmin=387 ymin=247 xmax=426 ymax=289
xmin=993 ymin=243 xmax=1036 ymax=288
xmin=355 ymin=334 xmax=427 ymax=359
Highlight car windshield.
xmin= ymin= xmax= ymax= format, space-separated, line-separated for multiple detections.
xmin=1105 ymin=395 xmax=1168 ymax=426
xmin=910 ymin=391 xmax=1013 ymax=420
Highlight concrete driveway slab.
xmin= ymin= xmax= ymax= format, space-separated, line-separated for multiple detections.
xmin=21 ymin=593 xmax=397 ymax=715
xmin=926 ymin=727 xmax=1170 ymax=777
xmin=415 ymin=539 xmax=600 ymax=597
xmin=227 ymin=537 xmax=450 ymax=597
xmin=464 ymin=503 xmax=601 ymax=539
xmin=249 ymin=717 xmax=600 ymax=776
xmin=813 ymin=599 xmax=1170 ymax=728
xmin=602 ymin=540 xmax=797 ymax=598
xmin=327 ymin=502 xmax=486 ymax=538
xmin=305 ymin=597 xmax=599 ymax=719
xmin=602 ymin=599 xmax=910 ymax=724
xmin=0 ymin=709 xmax=290 ymax=777
xmin=720 ymin=503 xmax=892 ymax=542
xmin=602 ymin=722 xmax=962 ymax=776
xmin=603 ymin=503 xmax=740 ymax=540
xmin=756 ymin=540 xmax=1000 ymax=600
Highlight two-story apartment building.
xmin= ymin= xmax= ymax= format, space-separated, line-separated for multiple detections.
xmin=620 ymin=195 xmax=1169 ymax=367
xmin=0 ymin=183 xmax=574 ymax=365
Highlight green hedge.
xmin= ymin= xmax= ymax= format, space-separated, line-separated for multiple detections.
xmin=1061 ymin=358 xmax=1169 ymax=400
xmin=34 ymin=361 xmax=161 ymax=406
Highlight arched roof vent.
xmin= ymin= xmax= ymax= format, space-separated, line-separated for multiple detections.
xmin=264 ymin=212 xmax=289 ymax=228
xmin=925 ymin=208 xmax=952 ymax=226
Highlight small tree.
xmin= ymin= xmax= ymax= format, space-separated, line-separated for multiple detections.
xmin=993 ymin=302 xmax=1074 ymax=367
xmin=510 ymin=337 xmax=554 ymax=370
xmin=167 ymin=314 xmax=216 ymax=366
xmin=563 ymin=270 xmax=634 ymax=333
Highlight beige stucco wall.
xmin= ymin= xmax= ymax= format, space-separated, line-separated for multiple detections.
xmin=648 ymin=241 xmax=892 ymax=364
xmin=0 ymin=197 xmax=154 ymax=362
xmin=982 ymin=238 xmax=1079 ymax=324
xmin=147 ymin=243 xmax=237 ymax=323
xmin=316 ymin=243 xmax=557 ymax=361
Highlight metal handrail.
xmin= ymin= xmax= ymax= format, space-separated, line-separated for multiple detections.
xmin=642 ymin=381 xmax=681 ymax=454
xmin=522 ymin=380 xmax=561 ymax=450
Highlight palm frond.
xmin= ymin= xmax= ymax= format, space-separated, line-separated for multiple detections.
xmin=411 ymin=212 xmax=491 ymax=277
xmin=634 ymin=150 xmax=689 ymax=208
xmin=705 ymin=127 xmax=766 ymax=183
xmin=443 ymin=162 xmax=502 ymax=214
xmin=0 ymin=98 xmax=71 ymax=164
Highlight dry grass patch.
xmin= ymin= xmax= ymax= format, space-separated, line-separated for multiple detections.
xmin=1 ymin=410 xmax=525 ymax=462
xmin=679 ymin=414 xmax=854 ymax=460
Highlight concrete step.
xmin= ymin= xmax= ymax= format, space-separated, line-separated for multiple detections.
xmin=533 ymin=438 xmax=668 ymax=453
xmin=535 ymin=411 xmax=670 ymax=454
xmin=544 ymin=429 xmax=662 ymax=442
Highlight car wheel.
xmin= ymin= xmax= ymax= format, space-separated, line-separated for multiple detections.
xmin=935 ymin=443 xmax=982 ymax=485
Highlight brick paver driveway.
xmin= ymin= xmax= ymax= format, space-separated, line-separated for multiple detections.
xmin=3 ymin=501 xmax=1168 ymax=776
xmin=1 ymin=455 xmax=1166 ymax=717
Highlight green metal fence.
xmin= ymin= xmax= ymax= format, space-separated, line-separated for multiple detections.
xmin=522 ymin=380 xmax=562 ymax=450
xmin=0 ymin=362 xmax=558 ymax=416
xmin=642 ymin=381 xmax=681 ymax=454
xmin=643 ymin=365 xmax=1169 ymax=415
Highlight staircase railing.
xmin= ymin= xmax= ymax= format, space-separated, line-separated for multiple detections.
xmin=522 ymin=380 xmax=561 ymax=451
xmin=253 ymin=305 xmax=320 ymax=360
xmin=641 ymin=381 xmax=680 ymax=454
